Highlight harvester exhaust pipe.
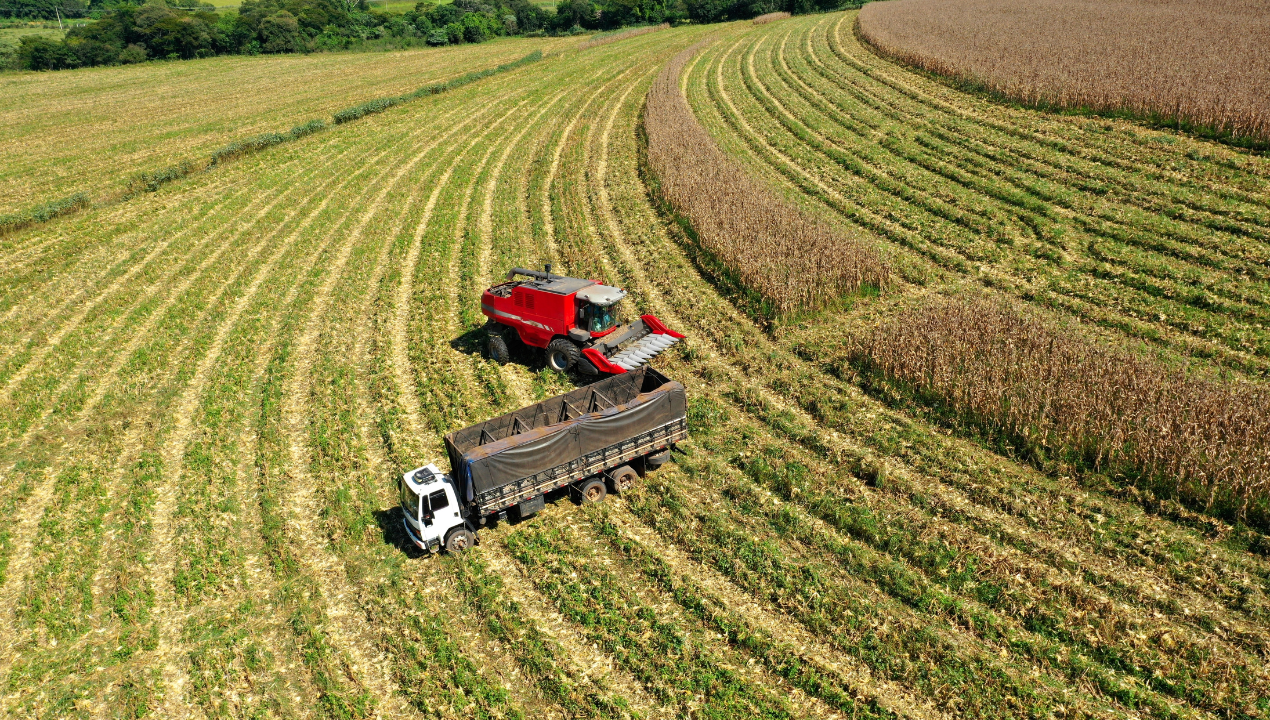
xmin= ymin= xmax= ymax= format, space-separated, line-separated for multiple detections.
xmin=507 ymin=267 xmax=550 ymax=281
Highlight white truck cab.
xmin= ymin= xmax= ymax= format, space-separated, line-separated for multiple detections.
xmin=400 ymin=464 xmax=476 ymax=553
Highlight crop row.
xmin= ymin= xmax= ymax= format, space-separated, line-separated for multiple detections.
xmin=685 ymin=14 xmax=1270 ymax=374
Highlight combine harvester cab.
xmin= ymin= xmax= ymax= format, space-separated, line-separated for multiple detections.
xmin=480 ymin=265 xmax=685 ymax=374
xmin=399 ymin=366 xmax=687 ymax=553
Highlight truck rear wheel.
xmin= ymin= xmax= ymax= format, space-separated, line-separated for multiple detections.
xmin=609 ymin=465 xmax=638 ymax=493
xmin=546 ymin=338 xmax=580 ymax=372
xmin=445 ymin=527 xmax=475 ymax=553
xmin=578 ymin=478 xmax=607 ymax=504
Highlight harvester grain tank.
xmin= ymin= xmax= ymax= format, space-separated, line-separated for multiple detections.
xmin=481 ymin=266 xmax=685 ymax=374
xmin=399 ymin=366 xmax=687 ymax=553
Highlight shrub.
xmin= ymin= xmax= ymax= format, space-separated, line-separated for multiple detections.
xmin=332 ymin=50 xmax=543 ymax=124
xmin=0 ymin=193 xmax=91 ymax=235
xmin=118 ymin=43 xmax=148 ymax=64
xmin=18 ymin=35 xmax=80 ymax=70
xmin=426 ymin=28 xmax=448 ymax=45
xmin=0 ymin=43 xmax=17 ymax=71
xmin=210 ymin=132 xmax=287 ymax=166
xmin=288 ymin=118 xmax=327 ymax=139
xmin=127 ymin=160 xmax=196 ymax=194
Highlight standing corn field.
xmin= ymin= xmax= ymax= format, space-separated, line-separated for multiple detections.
xmin=858 ymin=0 xmax=1270 ymax=145
xmin=644 ymin=41 xmax=889 ymax=316
xmin=851 ymin=294 xmax=1270 ymax=528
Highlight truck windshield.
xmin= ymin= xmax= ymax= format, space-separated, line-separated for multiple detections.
xmin=400 ymin=481 xmax=421 ymax=521
xmin=584 ymin=302 xmax=619 ymax=333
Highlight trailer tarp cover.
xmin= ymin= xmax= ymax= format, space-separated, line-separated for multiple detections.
xmin=445 ymin=367 xmax=685 ymax=495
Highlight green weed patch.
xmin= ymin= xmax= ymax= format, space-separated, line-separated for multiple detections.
xmin=332 ymin=50 xmax=544 ymax=125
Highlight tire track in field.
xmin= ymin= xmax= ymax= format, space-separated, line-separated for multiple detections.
xmin=822 ymin=15 xmax=1270 ymax=213
xmin=374 ymin=87 xmax=583 ymax=718
xmin=472 ymin=90 xmax=570 ymax=324
xmin=611 ymin=54 xmax=1104 ymax=714
xmin=600 ymin=503 xmax=945 ymax=720
xmin=561 ymin=510 xmax=859 ymax=720
xmin=574 ymin=63 xmax=941 ymax=717
xmin=386 ymin=90 xmax=537 ymax=459
xmin=470 ymin=83 xmax=672 ymax=712
xmin=702 ymin=33 xmax=963 ymax=275
xmin=749 ymin=27 xmax=1270 ymax=362
xmin=73 ymin=145 xmax=360 ymax=609
xmin=0 ymin=153 xmax=354 ymax=687
xmin=0 ymin=156 xmax=326 ymax=469
xmin=275 ymin=92 xmax=539 ymax=718
xmin=788 ymin=21 xmax=1270 ymax=363
xmin=536 ymin=67 xmax=625 ymax=262
xmin=149 ymin=100 xmax=482 ymax=717
xmin=719 ymin=22 xmax=1270 ymax=646
xmin=435 ymin=60 xmax=670 ymax=715
xmin=319 ymin=93 xmax=534 ymax=714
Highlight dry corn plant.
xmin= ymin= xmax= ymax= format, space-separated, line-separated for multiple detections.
xmin=859 ymin=0 xmax=1270 ymax=145
xmin=752 ymin=12 xmax=791 ymax=24
xmin=852 ymin=294 xmax=1270 ymax=527
xmin=644 ymin=43 xmax=889 ymax=316
xmin=579 ymin=23 xmax=670 ymax=50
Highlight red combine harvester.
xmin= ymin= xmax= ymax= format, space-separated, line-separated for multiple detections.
xmin=481 ymin=266 xmax=684 ymax=375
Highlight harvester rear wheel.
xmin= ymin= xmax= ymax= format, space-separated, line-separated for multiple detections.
xmin=546 ymin=338 xmax=580 ymax=372
xmin=487 ymin=333 xmax=510 ymax=365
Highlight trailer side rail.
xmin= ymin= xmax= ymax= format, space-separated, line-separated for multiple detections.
xmin=475 ymin=417 xmax=686 ymax=514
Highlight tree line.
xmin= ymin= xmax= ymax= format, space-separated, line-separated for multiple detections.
xmin=4 ymin=0 xmax=849 ymax=71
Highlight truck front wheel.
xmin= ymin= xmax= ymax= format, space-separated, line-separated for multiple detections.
xmin=546 ymin=338 xmax=580 ymax=372
xmin=445 ymin=527 xmax=476 ymax=553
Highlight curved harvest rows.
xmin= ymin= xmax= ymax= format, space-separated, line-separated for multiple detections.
xmin=1 ymin=15 xmax=1267 ymax=720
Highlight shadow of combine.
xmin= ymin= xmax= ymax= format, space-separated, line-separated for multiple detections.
xmin=448 ymin=325 xmax=609 ymax=388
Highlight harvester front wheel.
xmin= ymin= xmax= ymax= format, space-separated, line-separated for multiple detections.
xmin=546 ymin=338 xmax=580 ymax=372
xmin=487 ymin=333 xmax=510 ymax=365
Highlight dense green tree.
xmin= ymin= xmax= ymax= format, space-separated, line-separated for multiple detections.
xmin=10 ymin=0 xmax=850 ymax=72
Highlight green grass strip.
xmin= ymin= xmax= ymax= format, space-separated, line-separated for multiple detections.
xmin=0 ymin=192 xmax=90 ymax=236
xmin=332 ymin=50 xmax=544 ymax=125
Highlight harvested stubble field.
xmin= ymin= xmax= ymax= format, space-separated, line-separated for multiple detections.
xmin=858 ymin=0 xmax=1270 ymax=146
xmin=2 ymin=10 xmax=1270 ymax=720
xmin=0 ymin=36 xmax=578 ymax=216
